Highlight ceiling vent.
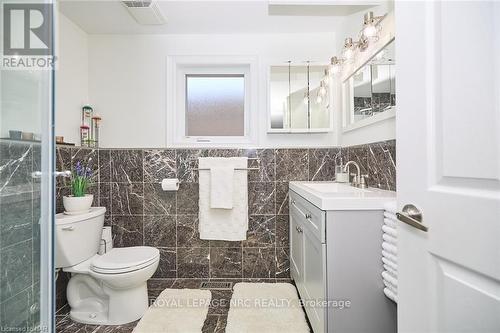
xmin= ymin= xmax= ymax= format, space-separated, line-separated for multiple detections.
xmin=122 ymin=0 xmax=166 ymax=25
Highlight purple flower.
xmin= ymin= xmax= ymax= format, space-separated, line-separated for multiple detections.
xmin=74 ymin=161 xmax=92 ymax=179
xmin=75 ymin=161 xmax=84 ymax=177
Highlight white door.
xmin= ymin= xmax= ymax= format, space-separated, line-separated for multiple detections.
xmin=396 ymin=1 xmax=500 ymax=332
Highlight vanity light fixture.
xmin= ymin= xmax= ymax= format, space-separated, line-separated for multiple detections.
xmin=329 ymin=56 xmax=343 ymax=75
xmin=325 ymin=11 xmax=387 ymax=77
xmin=362 ymin=11 xmax=385 ymax=39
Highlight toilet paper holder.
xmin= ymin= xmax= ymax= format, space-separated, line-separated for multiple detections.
xmin=160 ymin=178 xmax=179 ymax=191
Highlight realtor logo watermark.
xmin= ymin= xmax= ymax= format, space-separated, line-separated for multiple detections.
xmin=2 ymin=3 xmax=56 ymax=69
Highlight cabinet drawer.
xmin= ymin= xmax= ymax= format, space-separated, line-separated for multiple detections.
xmin=289 ymin=190 xmax=326 ymax=243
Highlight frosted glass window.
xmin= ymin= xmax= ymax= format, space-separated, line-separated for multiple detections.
xmin=186 ymin=75 xmax=245 ymax=136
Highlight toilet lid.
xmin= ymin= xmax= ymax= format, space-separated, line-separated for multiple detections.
xmin=91 ymin=246 xmax=159 ymax=274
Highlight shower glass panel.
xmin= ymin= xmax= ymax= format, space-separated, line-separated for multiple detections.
xmin=0 ymin=1 xmax=55 ymax=332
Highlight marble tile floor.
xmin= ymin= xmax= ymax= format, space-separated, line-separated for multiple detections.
xmin=56 ymin=278 xmax=296 ymax=333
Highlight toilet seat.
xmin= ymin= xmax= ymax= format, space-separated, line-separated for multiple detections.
xmin=91 ymin=246 xmax=160 ymax=274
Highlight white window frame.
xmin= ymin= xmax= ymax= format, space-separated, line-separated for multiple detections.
xmin=166 ymin=55 xmax=259 ymax=147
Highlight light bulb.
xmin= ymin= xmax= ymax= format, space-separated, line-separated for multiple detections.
xmin=319 ymin=85 xmax=327 ymax=96
xmin=329 ymin=61 xmax=340 ymax=74
xmin=343 ymin=48 xmax=354 ymax=60
xmin=316 ymin=94 xmax=323 ymax=104
xmin=343 ymin=38 xmax=355 ymax=60
xmin=330 ymin=63 xmax=341 ymax=74
xmin=329 ymin=56 xmax=343 ymax=75
xmin=363 ymin=12 xmax=379 ymax=39
xmin=363 ymin=24 xmax=378 ymax=38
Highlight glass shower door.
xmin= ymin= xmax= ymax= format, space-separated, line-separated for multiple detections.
xmin=0 ymin=1 xmax=55 ymax=332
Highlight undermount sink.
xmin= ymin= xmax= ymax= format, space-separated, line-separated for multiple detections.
xmin=302 ymin=182 xmax=367 ymax=193
xmin=289 ymin=181 xmax=396 ymax=210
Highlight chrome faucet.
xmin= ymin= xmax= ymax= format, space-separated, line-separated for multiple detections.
xmin=343 ymin=161 xmax=368 ymax=188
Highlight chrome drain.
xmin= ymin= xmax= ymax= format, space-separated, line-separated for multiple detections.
xmin=200 ymin=281 xmax=233 ymax=290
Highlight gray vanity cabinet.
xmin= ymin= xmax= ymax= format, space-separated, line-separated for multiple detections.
xmin=289 ymin=190 xmax=397 ymax=333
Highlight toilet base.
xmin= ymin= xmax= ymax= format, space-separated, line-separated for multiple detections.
xmin=67 ymin=273 xmax=149 ymax=326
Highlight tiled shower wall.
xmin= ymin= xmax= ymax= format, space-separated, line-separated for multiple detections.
xmin=0 ymin=140 xmax=41 ymax=330
xmin=55 ymin=139 xmax=396 ymax=311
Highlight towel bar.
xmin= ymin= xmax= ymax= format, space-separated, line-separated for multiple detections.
xmin=193 ymin=167 xmax=259 ymax=171
xmin=190 ymin=157 xmax=260 ymax=161
xmin=192 ymin=156 xmax=260 ymax=170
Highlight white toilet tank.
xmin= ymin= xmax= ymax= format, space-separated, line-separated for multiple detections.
xmin=55 ymin=207 xmax=106 ymax=268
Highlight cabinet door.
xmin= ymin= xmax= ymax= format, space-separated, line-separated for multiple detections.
xmin=303 ymin=228 xmax=326 ymax=333
xmin=289 ymin=208 xmax=304 ymax=284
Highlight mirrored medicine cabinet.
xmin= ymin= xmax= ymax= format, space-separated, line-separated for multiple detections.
xmin=268 ymin=62 xmax=332 ymax=133
xmin=342 ymin=39 xmax=396 ymax=129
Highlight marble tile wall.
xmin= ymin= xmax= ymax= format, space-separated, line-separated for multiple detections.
xmin=0 ymin=140 xmax=41 ymax=331
xmin=54 ymin=139 xmax=396 ymax=312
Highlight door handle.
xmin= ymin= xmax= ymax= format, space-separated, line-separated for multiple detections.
xmin=396 ymin=204 xmax=428 ymax=232
xmin=62 ymin=226 xmax=74 ymax=231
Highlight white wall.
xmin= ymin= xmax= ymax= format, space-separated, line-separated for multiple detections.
xmin=334 ymin=2 xmax=396 ymax=147
xmin=87 ymin=33 xmax=338 ymax=148
xmin=55 ymin=13 xmax=89 ymax=144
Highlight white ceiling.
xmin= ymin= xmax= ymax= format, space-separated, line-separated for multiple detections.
xmin=58 ymin=0 xmax=380 ymax=35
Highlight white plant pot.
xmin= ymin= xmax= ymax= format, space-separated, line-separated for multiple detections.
xmin=63 ymin=194 xmax=94 ymax=214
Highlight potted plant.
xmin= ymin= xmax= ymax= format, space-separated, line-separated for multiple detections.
xmin=63 ymin=161 xmax=94 ymax=214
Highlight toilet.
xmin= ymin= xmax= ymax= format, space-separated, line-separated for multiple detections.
xmin=55 ymin=207 xmax=159 ymax=325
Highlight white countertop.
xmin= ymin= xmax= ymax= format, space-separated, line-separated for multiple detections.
xmin=289 ymin=181 xmax=396 ymax=211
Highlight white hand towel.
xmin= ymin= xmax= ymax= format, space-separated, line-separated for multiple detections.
xmin=210 ymin=167 xmax=234 ymax=209
xmin=384 ymin=212 xmax=398 ymax=222
xmin=383 ymin=264 xmax=398 ymax=276
xmin=382 ymin=202 xmax=399 ymax=304
xmin=382 ymin=257 xmax=398 ymax=271
xmin=382 ymin=225 xmax=397 ymax=238
xmin=383 ymin=287 xmax=398 ymax=303
xmin=383 ymin=277 xmax=397 ymax=291
xmin=198 ymin=157 xmax=248 ymax=241
xmin=382 ymin=241 xmax=398 ymax=256
xmin=383 ymin=233 xmax=398 ymax=245
xmin=382 ymin=250 xmax=398 ymax=263
xmin=384 ymin=217 xmax=397 ymax=228
xmin=382 ymin=271 xmax=398 ymax=288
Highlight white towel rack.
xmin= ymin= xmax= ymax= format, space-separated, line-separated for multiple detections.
xmin=192 ymin=157 xmax=260 ymax=171
xmin=194 ymin=167 xmax=259 ymax=170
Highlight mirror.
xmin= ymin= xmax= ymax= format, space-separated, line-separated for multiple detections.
xmin=269 ymin=63 xmax=331 ymax=132
xmin=343 ymin=39 xmax=395 ymax=127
